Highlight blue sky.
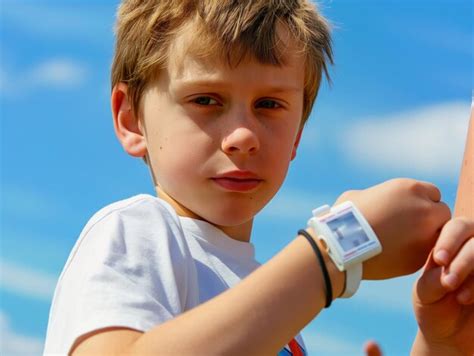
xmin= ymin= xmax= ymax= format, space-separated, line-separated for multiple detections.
xmin=0 ymin=1 xmax=472 ymax=355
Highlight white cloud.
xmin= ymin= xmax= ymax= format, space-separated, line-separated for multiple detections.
xmin=0 ymin=311 xmax=44 ymax=355
xmin=341 ymin=102 xmax=471 ymax=180
xmin=0 ymin=260 xmax=57 ymax=302
xmin=29 ymin=59 xmax=87 ymax=88
xmin=1 ymin=58 xmax=89 ymax=96
xmin=351 ymin=273 xmax=420 ymax=313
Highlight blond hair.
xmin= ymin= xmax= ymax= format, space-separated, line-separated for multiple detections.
xmin=111 ymin=0 xmax=333 ymax=126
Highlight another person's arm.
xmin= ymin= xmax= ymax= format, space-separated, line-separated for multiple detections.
xmin=410 ymin=217 xmax=474 ymax=356
xmin=411 ymin=112 xmax=474 ymax=356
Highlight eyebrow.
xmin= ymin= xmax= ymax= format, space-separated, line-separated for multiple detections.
xmin=174 ymin=79 xmax=302 ymax=93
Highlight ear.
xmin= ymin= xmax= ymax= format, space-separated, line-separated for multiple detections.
xmin=290 ymin=128 xmax=303 ymax=161
xmin=111 ymin=83 xmax=147 ymax=158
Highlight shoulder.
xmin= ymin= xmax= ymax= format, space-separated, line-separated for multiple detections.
xmin=64 ymin=194 xmax=191 ymax=274
xmin=44 ymin=195 xmax=199 ymax=354
xmin=58 ymin=193 xmax=197 ymax=297
xmin=84 ymin=193 xmax=179 ymax=232
xmin=55 ymin=193 xmax=198 ymax=312
xmin=82 ymin=194 xmax=182 ymax=244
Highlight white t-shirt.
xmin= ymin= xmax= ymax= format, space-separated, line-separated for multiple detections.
xmin=43 ymin=194 xmax=306 ymax=355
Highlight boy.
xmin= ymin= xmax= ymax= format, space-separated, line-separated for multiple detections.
xmin=44 ymin=1 xmax=473 ymax=355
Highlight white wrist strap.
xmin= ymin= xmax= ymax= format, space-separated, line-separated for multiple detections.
xmin=340 ymin=264 xmax=362 ymax=298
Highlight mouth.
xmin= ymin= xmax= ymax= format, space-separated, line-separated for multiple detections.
xmin=211 ymin=171 xmax=263 ymax=192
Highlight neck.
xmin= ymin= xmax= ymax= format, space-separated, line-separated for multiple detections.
xmin=155 ymin=185 xmax=253 ymax=243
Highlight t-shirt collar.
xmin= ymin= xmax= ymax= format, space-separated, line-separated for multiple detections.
xmin=178 ymin=216 xmax=256 ymax=262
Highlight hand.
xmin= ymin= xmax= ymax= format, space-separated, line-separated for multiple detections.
xmin=335 ymin=178 xmax=451 ymax=279
xmin=412 ymin=217 xmax=474 ymax=355
xmin=364 ymin=340 xmax=382 ymax=356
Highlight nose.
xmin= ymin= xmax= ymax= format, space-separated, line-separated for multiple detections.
xmin=221 ymin=126 xmax=260 ymax=155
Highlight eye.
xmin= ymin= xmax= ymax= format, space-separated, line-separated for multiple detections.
xmin=192 ymin=96 xmax=219 ymax=106
xmin=256 ymin=99 xmax=282 ymax=109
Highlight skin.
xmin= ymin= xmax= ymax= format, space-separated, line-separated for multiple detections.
xmin=410 ymin=113 xmax=474 ymax=355
xmin=411 ymin=217 xmax=474 ymax=355
xmin=362 ymin=218 xmax=474 ymax=356
xmin=113 ymin=26 xmax=304 ymax=243
xmin=72 ymin=23 xmax=461 ymax=356
xmin=364 ymin=340 xmax=383 ymax=356
xmin=364 ymin=116 xmax=474 ymax=355
xmin=334 ymin=179 xmax=451 ymax=279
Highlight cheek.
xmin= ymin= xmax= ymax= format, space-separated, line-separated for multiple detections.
xmin=267 ymin=129 xmax=299 ymax=181
xmin=263 ymin=142 xmax=293 ymax=187
xmin=153 ymin=132 xmax=214 ymax=186
xmin=269 ymin=126 xmax=298 ymax=162
xmin=155 ymin=146 xmax=197 ymax=183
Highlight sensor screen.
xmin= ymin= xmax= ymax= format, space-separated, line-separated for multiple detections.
xmin=326 ymin=210 xmax=369 ymax=252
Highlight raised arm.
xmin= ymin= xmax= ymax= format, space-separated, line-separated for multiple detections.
xmin=71 ymin=179 xmax=450 ymax=356
xmin=71 ymin=230 xmax=343 ymax=355
xmin=411 ymin=110 xmax=474 ymax=356
xmin=454 ymin=111 xmax=473 ymax=219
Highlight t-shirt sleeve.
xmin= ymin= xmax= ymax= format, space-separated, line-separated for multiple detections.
xmin=44 ymin=198 xmax=198 ymax=355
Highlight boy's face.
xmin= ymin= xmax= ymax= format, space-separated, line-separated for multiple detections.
xmin=136 ymin=32 xmax=305 ymax=241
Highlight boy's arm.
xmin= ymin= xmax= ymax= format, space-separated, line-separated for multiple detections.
xmin=72 ymin=233 xmax=343 ymax=355
xmin=71 ymin=178 xmax=450 ymax=355
xmin=130 ymin=233 xmax=344 ymax=355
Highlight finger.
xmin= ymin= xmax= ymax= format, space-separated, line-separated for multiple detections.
xmin=456 ymin=274 xmax=474 ymax=305
xmin=422 ymin=250 xmax=439 ymax=272
xmin=433 ymin=217 xmax=474 ymax=266
xmin=364 ymin=340 xmax=383 ymax=356
xmin=435 ymin=201 xmax=452 ymax=226
xmin=429 ymin=201 xmax=452 ymax=235
xmin=414 ymin=264 xmax=448 ymax=304
xmin=418 ymin=181 xmax=442 ymax=202
xmin=441 ymin=237 xmax=474 ymax=290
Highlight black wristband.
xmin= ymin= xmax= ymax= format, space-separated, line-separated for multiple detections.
xmin=298 ymin=229 xmax=333 ymax=308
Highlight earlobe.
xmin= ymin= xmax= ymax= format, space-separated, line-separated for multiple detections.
xmin=111 ymin=83 xmax=147 ymax=158
xmin=290 ymin=129 xmax=303 ymax=161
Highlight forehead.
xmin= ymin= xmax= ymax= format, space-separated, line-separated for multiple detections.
xmin=163 ymin=21 xmax=305 ymax=90
xmin=168 ymin=55 xmax=305 ymax=93
xmin=162 ymin=21 xmax=306 ymax=84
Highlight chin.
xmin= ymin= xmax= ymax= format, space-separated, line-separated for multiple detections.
xmin=207 ymin=212 xmax=253 ymax=227
xmin=202 ymin=206 xmax=259 ymax=228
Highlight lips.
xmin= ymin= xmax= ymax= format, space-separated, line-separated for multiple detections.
xmin=211 ymin=170 xmax=263 ymax=192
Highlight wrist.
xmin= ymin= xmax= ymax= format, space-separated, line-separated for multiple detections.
xmin=411 ymin=330 xmax=463 ymax=356
xmin=306 ymin=201 xmax=382 ymax=298
xmin=306 ymin=228 xmax=346 ymax=300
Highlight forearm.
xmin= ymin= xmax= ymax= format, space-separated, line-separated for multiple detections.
xmin=126 ymin=231 xmax=344 ymax=355
xmin=411 ymin=331 xmax=464 ymax=356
